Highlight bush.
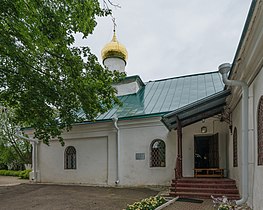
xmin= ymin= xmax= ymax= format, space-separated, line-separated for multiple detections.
xmin=125 ymin=195 xmax=166 ymax=210
xmin=0 ymin=169 xmax=31 ymax=179
xmin=0 ymin=170 xmax=20 ymax=176
xmin=19 ymin=169 xmax=31 ymax=179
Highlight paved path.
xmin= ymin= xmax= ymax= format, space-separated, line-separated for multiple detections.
xmin=164 ymin=199 xmax=215 ymax=210
xmin=0 ymin=175 xmax=29 ymax=186
xmin=0 ymin=176 xmax=216 ymax=209
xmin=0 ymin=178 xmax=158 ymax=210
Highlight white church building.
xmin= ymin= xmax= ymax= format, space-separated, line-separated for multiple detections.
xmin=29 ymin=0 xmax=263 ymax=209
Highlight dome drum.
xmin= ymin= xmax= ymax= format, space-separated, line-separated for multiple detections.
xmin=102 ymin=50 xmax=127 ymax=64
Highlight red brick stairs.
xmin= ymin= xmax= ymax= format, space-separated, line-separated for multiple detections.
xmin=170 ymin=178 xmax=240 ymax=199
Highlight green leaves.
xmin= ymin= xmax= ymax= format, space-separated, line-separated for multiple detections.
xmin=0 ymin=108 xmax=32 ymax=168
xmin=0 ymin=0 xmax=122 ymax=144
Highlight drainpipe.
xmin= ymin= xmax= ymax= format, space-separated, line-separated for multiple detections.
xmin=15 ymin=133 xmax=39 ymax=182
xmin=112 ymin=117 xmax=120 ymax=184
xmin=218 ymin=63 xmax=248 ymax=205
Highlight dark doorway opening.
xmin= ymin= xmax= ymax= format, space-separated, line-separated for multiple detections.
xmin=194 ymin=134 xmax=219 ymax=168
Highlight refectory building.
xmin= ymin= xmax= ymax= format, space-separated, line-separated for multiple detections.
xmin=32 ymin=1 xmax=263 ymax=209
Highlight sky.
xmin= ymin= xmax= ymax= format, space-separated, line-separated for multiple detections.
xmin=75 ymin=0 xmax=252 ymax=82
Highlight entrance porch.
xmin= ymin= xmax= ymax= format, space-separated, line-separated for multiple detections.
xmin=161 ymin=90 xmax=237 ymax=198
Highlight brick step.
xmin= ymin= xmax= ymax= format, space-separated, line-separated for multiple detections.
xmin=170 ymin=178 xmax=240 ymax=200
xmin=172 ymin=182 xmax=237 ymax=189
xmin=169 ymin=191 xmax=240 ymax=199
xmin=172 ymin=178 xmax=235 ymax=184
xmin=171 ymin=187 xmax=239 ymax=194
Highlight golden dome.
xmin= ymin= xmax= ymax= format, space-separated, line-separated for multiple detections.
xmin=101 ymin=32 xmax=128 ymax=63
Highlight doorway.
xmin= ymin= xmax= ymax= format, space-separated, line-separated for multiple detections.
xmin=194 ymin=134 xmax=219 ymax=168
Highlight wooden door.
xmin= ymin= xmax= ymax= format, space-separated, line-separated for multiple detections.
xmin=209 ymin=133 xmax=219 ymax=168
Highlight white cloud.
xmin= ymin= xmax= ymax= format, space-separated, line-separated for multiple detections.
xmin=76 ymin=0 xmax=252 ymax=81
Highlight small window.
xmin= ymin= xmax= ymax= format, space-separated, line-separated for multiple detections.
xmin=64 ymin=146 xmax=76 ymax=169
xmin=150 ymin=139 xmax=166 ymax=167
xmin=233 ymin=127 xmax=238 ymax=167
xmin=258 ymin=96 xmax=263 ymax=166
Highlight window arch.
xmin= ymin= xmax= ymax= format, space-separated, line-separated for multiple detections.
xmin=258 ymin=96 xmax=263 ymax=166
xmin=233 ymin=127 xmax=238 ymax=167
xmin=64 ymin=146 xmax=76 ymax=169
xmin=150 ymin=139 xmax=166 ymax=167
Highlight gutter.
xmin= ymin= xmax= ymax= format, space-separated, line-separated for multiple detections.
xmin=218 ymin=63 xmax=249 ymax=205
xmin=112 ymin=117 xmax=120 ymax=184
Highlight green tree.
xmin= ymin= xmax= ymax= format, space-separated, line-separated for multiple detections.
xmin=0 ymin=0 xmax=123 ymax=145
xmin=0 ymin=108 xmax=31 ymax=170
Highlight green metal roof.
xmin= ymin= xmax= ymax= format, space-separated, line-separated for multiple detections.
xmin=161 ymin=89 xmax=231 ymax=130
xmin=89 ymin=71 xmax=225 ymax=121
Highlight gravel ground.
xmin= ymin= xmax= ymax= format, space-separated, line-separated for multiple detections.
xmin=0 ymin=176 xmax=216 ymax=210
xmin=0 ymin=176 xmax=158 ymax=210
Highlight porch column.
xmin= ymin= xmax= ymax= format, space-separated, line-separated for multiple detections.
xmin=175 ymin=115 xmax=182 ymax=178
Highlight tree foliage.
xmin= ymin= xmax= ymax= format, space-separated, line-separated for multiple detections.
xmin=0 ymin=0 xmax=124 ymax=144
xmin=0 ymin=108 xmax=31 ymax=169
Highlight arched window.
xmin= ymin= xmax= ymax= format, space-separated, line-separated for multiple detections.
xmin=233 ymin=127 xmax=238 ymax=167
xmin=258 ymin=96 xmax=263 ymax=166
xmin=150 ymin=139 xmax=166 ymax=167
xmin=64 ymin=146 xmax=76 ymax=169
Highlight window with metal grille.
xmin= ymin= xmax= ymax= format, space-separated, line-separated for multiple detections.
xmin=233 ymin=127 xmax=238 ymax=167
xmin=150 ymin=139 xmax=165 ymax=167
xmin=258 ymin=96 xmax=263 ymax=166
xmin=64 ymin=146 xmax=76 ymax=169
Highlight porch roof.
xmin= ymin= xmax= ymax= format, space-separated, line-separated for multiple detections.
xmin=161 ymin=89 xmax=231 ymax=130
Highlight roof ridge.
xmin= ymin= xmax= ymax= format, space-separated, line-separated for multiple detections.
xmin=147 ymin=70 xmax=219 ymax=83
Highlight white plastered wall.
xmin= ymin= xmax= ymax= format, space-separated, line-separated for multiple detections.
xmin=104 ymin=57 xmax=126 ymax=73
xmin=36 ymin=115 xmax=228 ymax=187
xmin=37 ymin=122 xmax=118 ymax=186
xmin=37 ymin=117 xmax=178 ymax=187
xmin=117 ymin=118 xmax=177 ymax=186
xmin=228 ymin=67 xmax=263 ymax=209
xmin=113 ymin=81 xmax=141 ymax=96
xmin=118 ymin=116 xmax=228 ymax=185
xmin=251 ymin=66 xmax=263 ymax=209
xmin=228 ymin=101 xmax=242 ymax=190
xmin=226 ymin=2 xmax=263 ymax=207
